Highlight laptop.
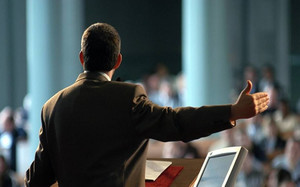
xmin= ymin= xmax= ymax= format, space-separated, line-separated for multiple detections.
xmin=192 ymin=146 xmax=248 ymax=187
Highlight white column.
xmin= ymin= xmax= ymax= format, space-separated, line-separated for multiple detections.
xmin=182 ymin=0 xmax=232 ymax=107
xmin=182 ymin=0 xmax=209 ymax=107
xmin=61 ymin=0 xmax=84 ymax=86
xmin=26 ymin=0 xmax=83 ymax=159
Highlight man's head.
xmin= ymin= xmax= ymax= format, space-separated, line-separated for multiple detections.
xmin=80 ymin=23 xmax=121 ymax=72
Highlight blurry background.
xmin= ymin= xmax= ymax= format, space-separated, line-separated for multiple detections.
xmin=0 ymin=0 xmax=300 ymax=186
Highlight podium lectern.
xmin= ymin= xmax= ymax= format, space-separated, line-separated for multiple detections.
xmin=148 ymin=158 xmax=204 ymax=187
xmin=50 ymin=158 xmax=204 ymax=187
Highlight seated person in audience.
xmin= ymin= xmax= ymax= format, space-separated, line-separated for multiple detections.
xmin=234 ymin=127 xmax=267 ymax=163
xmin=266 ymin=167 xmax=296 ymax=187
xmin=208 ymin=127 xmax=236 ymax=152
xmin=162 ymin=141 xmax=199 ymax=158
xmin=0 ymin=107 xmax=27 ymax=171
xmin=242 ymin=65 xmax=259 ymax=94
xmin=232 ymin=127 xmax=266 ymax=187
xmin=273 ymin=98 xmax=299 ymax=140
xmin=272 ymin=134 xmax=300 ymax=185
xmin=236 ymin=152 xmax=264 ymax=187
xmin=246 ymin=114 xmax=266 ymax=145
xmin=0 ymin=155 xmax=13 ymax=187
xmin=259 ymin=64 xmax=282 ymax=113
xmin=262 ymin=116 xmax=286 ymax=160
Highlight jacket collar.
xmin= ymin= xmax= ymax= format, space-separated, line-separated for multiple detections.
xmin=75 ymin=72 xmax=109 ymax=83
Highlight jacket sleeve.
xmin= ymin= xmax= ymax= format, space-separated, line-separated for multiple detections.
xmin=24 ymin=108 xmax=56 ymax=187
xmin=131 ymin=85 xmax=234 ymax=142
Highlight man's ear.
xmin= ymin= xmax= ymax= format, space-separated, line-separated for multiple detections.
xmin=113 ymin=53 xmax=122 ymax=70
xmin=79 ymin=51 xmax=84 ymax=66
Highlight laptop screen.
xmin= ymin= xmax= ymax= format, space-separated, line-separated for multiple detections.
xmin=196 ymin=153 xmax=236 ymax=187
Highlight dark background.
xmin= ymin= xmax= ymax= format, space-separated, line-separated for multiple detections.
xmin=85 ymin=0 xmax=182 ymax=81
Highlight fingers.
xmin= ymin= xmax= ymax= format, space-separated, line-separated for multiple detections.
xmin=256 ymin=95 xmax=270 ymax=104
xmin=260 ymin=105 xmax=269 ymax=113
xmin=255 ymin=103 xmax=268 ymax=114
xmin=255 ymin=95 xmax=269 ymax=114
xmin=241 ymin=80 xmax=253 ymax=95
xmin=252 ymin=92 xmax=269 ymax=99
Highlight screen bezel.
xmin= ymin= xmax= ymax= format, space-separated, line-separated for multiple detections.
xmin=192 ymin=146 xmax=248 ymax=187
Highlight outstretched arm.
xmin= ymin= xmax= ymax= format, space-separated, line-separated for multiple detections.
xmin=230 ymin=80 xmax=269 ymax=121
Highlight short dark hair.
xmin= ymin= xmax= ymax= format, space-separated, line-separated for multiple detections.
xmin=81 ymin=23 xmax=121 ymax=71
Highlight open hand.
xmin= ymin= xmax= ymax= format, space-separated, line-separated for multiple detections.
xmin=230 ymin=80 xmax=269 ymax=120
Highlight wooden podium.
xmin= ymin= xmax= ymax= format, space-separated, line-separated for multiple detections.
xmin=148 ymin=158 xmax=204 ymax=187
xmin=50 ymin=158 xmax=204 ymax=187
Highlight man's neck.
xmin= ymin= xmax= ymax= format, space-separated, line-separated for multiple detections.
xmin=84 ymin=70 xmax=112 ymax=81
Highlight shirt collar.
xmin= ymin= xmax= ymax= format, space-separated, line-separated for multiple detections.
xmin=83 ymin=71 xmax=111 ymax=81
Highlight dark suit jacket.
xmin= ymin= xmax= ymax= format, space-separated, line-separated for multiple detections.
xmin=25 ymin=72 xmax=233 ymax=187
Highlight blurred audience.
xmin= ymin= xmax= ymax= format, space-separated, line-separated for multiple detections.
xmin=0 ymin=107 xmax=27 ymax=172
xmin=233 ymin=126 xmax=265 ymax=187
xmin=0 ymin=155 xmax=13 ymax=187
xmin=242 ymin=65 xmax=260 ymax=94
xmin=262 ymin=116 xmax=286 ymax=160
xmin=1 ymin=62 xmax=299 ymax=186
xmin=0 ymin=153 xmax=22 ymax=187
xmin=174 ymin=72 xmax=185 ymax=107
xmin=246 ymin=114 xmax=265 ymax=145
xmin=13 ymin=107 xmax=28 ymax=131
xmin=234 ymin=127 xmax=267 ymax=163
xmin=274 ymin=98 xmax=299 ymax=139
xmin=236 ymin=152 xmax=265 ymax=187
xmin=141 ymin=63 xmax=182 ymax=108
xmin=272 ymin=135 xmax=300 ymax=185
xmin=156 ymin=79 xmax=177 ymax=107
xmin=266 ymin=167 xmax=296 ymax=187
xmin=142 ymin=74 xmax=161 ymax=105
xmin=162 ymin=141 xmax=199 ymax=158
xmin=259 ymin=64 xmax=283 ymax=113
xmin=209 ymin=128 xmax=236 ymax=152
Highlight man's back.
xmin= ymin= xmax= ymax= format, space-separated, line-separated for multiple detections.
xmin=29 ymin=72 xmax=149 ymax=186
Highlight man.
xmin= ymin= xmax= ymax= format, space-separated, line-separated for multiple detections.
xmin=25 ymin=23 xmax=269 ymax=187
